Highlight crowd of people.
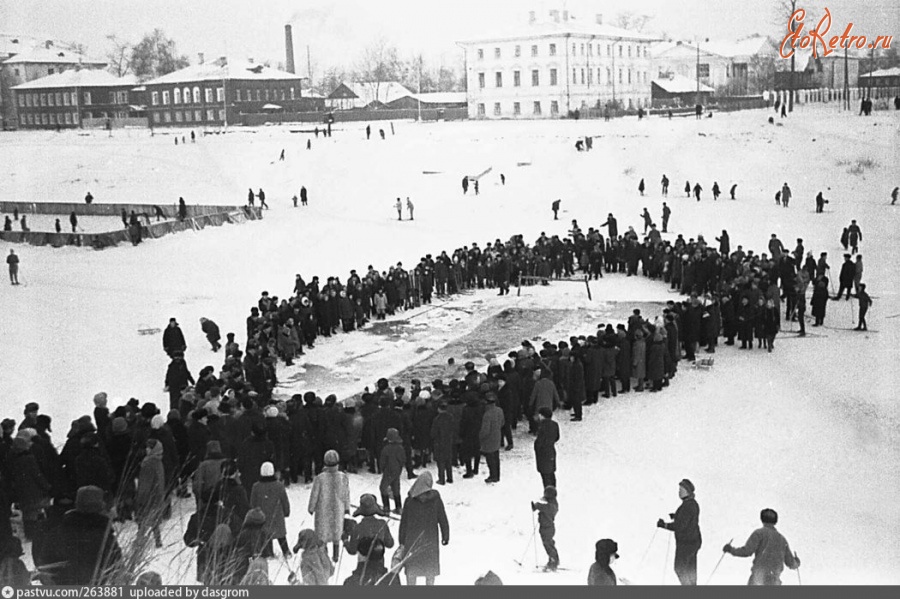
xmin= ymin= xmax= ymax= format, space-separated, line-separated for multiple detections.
xmin=1 ymin=204 xmax=868 ymax=586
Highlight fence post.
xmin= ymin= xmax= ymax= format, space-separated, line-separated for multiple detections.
xmin=584 ymin=275 xmax=592 ymax=301
xmin=517 ymin=273 xmax=522 ymax=297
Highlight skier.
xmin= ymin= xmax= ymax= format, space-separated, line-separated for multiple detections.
xmin=781 ymin=183 xmax=791 ymax=208
xmin=258 ymin=189 xmax=268 ymax=210
xmin=500 ymin=173 xmax=506 ymax=185
xmin=847 ymin=219 xmax=862 ymax=254
xmin=552 ymin=199 xmax=561 ymax=220
xmin=300 ymin=186 xmax=308 ymax=206
xmin=199 ymin=317 xmax=221 ymax=352
xmin=712 ymin=182 xmax=720 ymax=201
xmin=641 ymin=208 xmax=652 ymax=234
xmin=657 ymin=479 xmax=701 ymax=585
xmin=684 ymin=181 xmax=691 ymax=198
xmin=69 ymin=211 xmax=78 ymax=232
xmin=638 ymin=179 xmax=645 ymax=196
xmin=279 ymin=149 xmax=285 ymax=161
xmin=693 ymin=183 xmax=702 ymax=202
xmin=395 ymin=198 xmax=403 ymax=221
xmin=834 ymin=254 xmax=856 ymax=300
xmin=588 ymin=539 xmax=619 ymax=585
xmin=7 ymin=249 xmax=19 ymax=285
xmin=662 ymin=203 xmax=671 ymax=233
xmin=840 ymin=228 xmax=849 ymax=251
xmin=815 ymin=192 xmax=828 ymax=213
xmin=892 ymin=186 xmax=899 ymax=205
xmin=730 ymin=184 xmax=737 ymax=200
xmin=406 ymin=197 xmax=414 ymax=221
xmin=534 ymin=407 xmax=559 ymax=488
xmin=84 ymin=191 xmax=93 ymax=204
xmin=54 ymin=219 xmax=61 ymax=233
xmin=661 ymin=174 xmax=669 ymax=196
xmin=462 ymin=176 xmax=469 ymax=195
xmin=366 ymin=124 xmax=371 ymax=140
xmin=723 ymin=509 xmax=800 ymax=585
xmin=854 ymin=283 xmax=873 ymax=331
xmin=531 ymin=485 xmax=559 ymax=571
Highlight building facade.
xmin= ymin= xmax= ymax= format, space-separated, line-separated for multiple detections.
xmin=1 ymin=42 xmax=106 ymax=128
xmin=12 ymin=70 xmax=137 ymax=129
xmin=143 ymin=58 xmax=322 ymax=127
xmin=653 ymin=36 xmax=779 ymax=95
xmin=459 ymin=10 xmax=655 ymax=119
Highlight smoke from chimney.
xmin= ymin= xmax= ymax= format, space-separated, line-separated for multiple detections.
xmin=284 ymin=24 xmax=296 ymax=74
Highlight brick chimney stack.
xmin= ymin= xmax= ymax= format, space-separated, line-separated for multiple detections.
xmin=284 ymin=24 xmax=296 ymax=74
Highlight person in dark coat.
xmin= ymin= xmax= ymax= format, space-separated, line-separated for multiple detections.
xmin=533 ymin=408 xmax=559 ymax=488
xmin=459 ymin=394 xmax=483 ymax=478
xmin=74 ymin=432 xmax=114 ymax=497
xmin=237 ymin=423 xmax=275 ymax=494
xmin=810 ymin=277 xmax=830 ymax=326
xmin=835 ymin=254 xmax=856 ymax=300
xmin=658 ymin=479 xmax=702 ymax=585
xmin=199 ymin=318 xmax=221 ymax=352
xmin=582 ymin=342 xmax=602 ymax=404
xmin=588 ymin=539 xmax=619 ymax=585
xmin=39 ymin=486 xmax=124 ymax=585
xmin=250 ymin=461 xmax=291 ymax=558
xmin=567 ymin=351 xmax=586 ymax=421
xmin=531 ymin=485 xmax=559 ymax=571
xmin=429 ymin=403 xmax=455 ymax=485
xmin=647 ymin=332 xmax=667 ymax=391
xmin=162 ymin=318 xmax=186 ymax=356
xmin=379 ymin=428 xmax=406 ymax=514
xmin=343 ymin=538 xmax=400 ymax=586
xmin=165 ymin=354 xmax=195 ymax=412
xmin=398 ymin=472 xmax=449 ymax=586
xmin=8 ymin=436 xmax=51 ymax=539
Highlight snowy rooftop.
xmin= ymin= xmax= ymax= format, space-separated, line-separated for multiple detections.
xmin=460 ymin=16 xmax=658 ymax=44
xmin=703 ymin=35 xmax=776 ymax=58
xmin=1 ymin=44 xmax=105 ymax=66
xmin=349 ymin=81 xmax=414 ymax=105
xmin=861 ymin=66 xmax=900 ymax=78
xmin=652 ymin=74 xmax=715 ymax=93
xmin=412 ymin=91 xmax=467 ymax=104
xmin=12 ymin=69 xmax=137 ymax=90
xmin=143 ymin=60 xmax=305 ymax=85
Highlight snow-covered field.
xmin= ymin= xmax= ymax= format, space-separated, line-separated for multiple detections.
xmin=1 ymin=105 xmax=898 ymax=585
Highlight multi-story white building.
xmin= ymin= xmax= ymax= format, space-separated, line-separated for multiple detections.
xmin=458 ymin=9 xmax=657 ymax=119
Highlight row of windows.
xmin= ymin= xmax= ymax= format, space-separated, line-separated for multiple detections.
xmin=17 ymin=91 xmax=92 ymax=108
xmin=478 ymin=67 xmax=649 ymax=89
xmin=150 ymin=86 xmax=299 ymax=106
xmin=151 ymin=109 xmax=225 ymax=124
xmin=477 ymin=101 xmax=559 ymax=117
xmin=477 ymin=42 xmax=648 ymax=60
xmin=19 ymin=112 xmax=80 ymax=126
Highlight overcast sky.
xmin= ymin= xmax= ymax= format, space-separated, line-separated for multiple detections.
xmin=2 ymin=0 xmax=895 ymax=76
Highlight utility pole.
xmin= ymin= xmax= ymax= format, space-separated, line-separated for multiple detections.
xmin=417 ymin=54 xmax=422 ymax=122
xmin=843 ymin=44 xmax=849 ymax=111
xmin=307 ymin=46 xmax=313 ymax=87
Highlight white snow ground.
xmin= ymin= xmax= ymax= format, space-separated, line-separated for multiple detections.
xmin=1 ymin=105 xmax=898 ymax=585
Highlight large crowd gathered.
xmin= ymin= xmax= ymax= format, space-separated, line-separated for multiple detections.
xmin=2 ymin=200 xmax=870 ymax=587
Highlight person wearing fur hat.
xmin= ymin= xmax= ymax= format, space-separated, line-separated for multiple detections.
xmin=398 ymin=471 xmax=449 ymax=585
xmin=135 ymin=438 xmax=165 ymax=549
xmin=250 ymin=461 xmax=292 ymax=558
xmin=531 ymin=486 xmax=559 ymax=571
xmin=658 ymin=479 xmax=702 ymax=585
xmin=308 ymin=449 xmax=351 ymax=562
xmin=292 ymin=528 xmax=335 ymax=585
xmin=218 ymin=460 xmax=250 ymax=535
xmin=534 ymin=407 xmax=559 ymax=488
xmin=379 ymin=428 xmax=406 ymax=514
xmin=343 ymin=538 xmax=399 ymax=585
xmin=38 ymin=485 xmax=124 ymax=585
xmin=192 ymin=440 xmax=225 ymax=509
xmin=346 ymin=494 xmax=395 ymax=560
xmin=723 ymin=509 xmax=800 ymax=585
xmin=588 ymin=538 xmax=619 ymax=585
xmin=165 ymin=353 xmax=195 ymax=412
xmin=162 ymin=318 xmax=187 ymax=357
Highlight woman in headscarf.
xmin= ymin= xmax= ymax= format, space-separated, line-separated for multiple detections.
xmin=397 ymin=471 xmax=449 ymax=586
xmin=307 ymin=450 xmax=350 ymax=562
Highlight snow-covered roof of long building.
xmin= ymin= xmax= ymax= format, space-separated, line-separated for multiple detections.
xmin=143 ymin=60 xmax=304 ymax=85
xmin=349 ymin=81 xmax=413 ymax=105
xmin=703 ymin=35 xmax=776 ymax=59
xmin=860 ymin=66 xmax=900 ymax=78
xmin=460 ymin=17 xmax=658 ymax=44
xmin=1 ymin=44 xmax=105 ymax=65
xmin=12 ymin=69 xmax=137 ymax=90
xmin=413 ymin=91 xmax=467 ymax=104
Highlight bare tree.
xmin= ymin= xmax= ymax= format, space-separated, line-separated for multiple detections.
xmin=130 ymin=29 xmax=189 ymax=82
xmin=355 ymin=38 xmax=402 ymax=104
xmin=316 ymin=66 xmax=349 ymax=97
xmin=106 ymin=35 xmax=133 ymax=77
xmin=615 ymin=12 xmax=653 ymax=32
xmin=436 ymin=65 xmax=459 ymax=92
xmin=775 ymin=0 xmax=798 ymax=111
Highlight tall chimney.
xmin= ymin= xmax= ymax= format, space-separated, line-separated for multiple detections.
xmin=284 ymin=24 xmax=296 ymax=74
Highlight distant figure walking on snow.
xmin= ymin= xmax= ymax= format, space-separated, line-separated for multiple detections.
xmin=730 ymin=184 xmax=737 ymax=200
xmin=247 ymin=188 xmax=255 ymax=207
xmin=462 ymin=177 xmax=469 ymax=195
xmin=7 ymin=249 xmax=20 ymax=285
xmin=395 ymin=198 xmax=403 ymax=221
xmin=661 ymin=174 xmax=669 ymax=196
xmin=638 ymin=179 xmax=645 ymax=196
xmin=684 ymin=181 xmax=691 ymax=198
xmin=279 ymin=149 xmax=285 ymax=161
xmin=552 ymin=200 xmax=561 ymax=220
xmin=300 ymin=186 xmax=308 ymax=206
xmin=84 ymin=191 xmax=93 ymax=204
xmin=781 ymin=183 xmax=791 ymax=208
xmin=69 ymin=211 xmax=78 ymax=232
xmin=406 ymin=198 xmax=415 ymax=221
xmin=258 ymin=189 xmax=268 ymax=210
xmin=693 ymin=183 xmax=702 ymax=202
xmin=712 ymin=182 xmax=720 ymax=201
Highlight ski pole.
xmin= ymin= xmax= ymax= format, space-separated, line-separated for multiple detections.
xmin=532 ymin=510 xmax=539 ymax=567
xmin=662 ymin=534 xmax=671 ymax=584
xmin=637 ymin=527 xmax=659 ymax=567
xmin=795 ymin=553 xmax=802 ymax=585
xmin=705 ymin=538 xmax=732 ymax=585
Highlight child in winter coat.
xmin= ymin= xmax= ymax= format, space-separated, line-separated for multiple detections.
xmin=379 ymin=428 xmax=406 ymax=514
xmin=531 ymin=486 xmax=559 ymax=571
xmin=346 ymin=493 xmax=395 ymax=562
xmin=291 ymin=529 xmax=335 ymax=585
xmin=374 ymin=291 xmax=388 ymax=320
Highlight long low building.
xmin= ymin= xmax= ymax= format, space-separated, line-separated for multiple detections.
xmin=12 ymin=69 xmax=138 ymax=129
xmin=142 ymin=58 xmax=324 ymax=127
